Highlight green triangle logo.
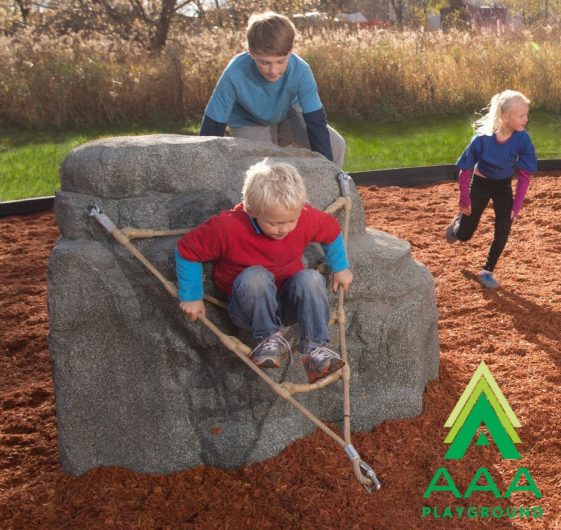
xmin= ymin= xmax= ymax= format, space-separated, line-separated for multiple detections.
xmin=444 ymin=361 xmax=521 ymax=460
xmin=476 ymin=431 xmax=490 ymax=446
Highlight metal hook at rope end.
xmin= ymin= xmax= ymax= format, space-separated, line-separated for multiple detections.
xmin=358 ymin=460 xmax=381 ymax=493
xmin=344 ymin=444 xmax=382 ymax=493
xmin=87 ymin=203 xmax=102 ymax=216
xmin=336 ymin=171 xmax=353 ymax=197
xmin=87 ymin=204 xmax=116 ymax=234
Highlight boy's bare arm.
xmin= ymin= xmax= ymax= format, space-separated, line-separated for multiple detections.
xmin=332 ymin=268 xmax=353 ymax=293
xmin=179 ymin=300 xmax=206 ymax=322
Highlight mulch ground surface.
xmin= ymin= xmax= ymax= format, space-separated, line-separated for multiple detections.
xmin=1 ymin=175 xmax=560 ymax=529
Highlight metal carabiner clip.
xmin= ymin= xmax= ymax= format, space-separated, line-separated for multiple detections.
xmin=344 ymin=444 xmax=382 ymax=493
xmin=359 ymin=460 xmax=381 ymax=493
xmin=88 ymin=204 xmax=117 ymax=233
xmin=336 ymin=171 xmax=352 ymax=197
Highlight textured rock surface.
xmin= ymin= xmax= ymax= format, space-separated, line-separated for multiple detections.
xmin=48 ymin=135 xmax=439 ymax=475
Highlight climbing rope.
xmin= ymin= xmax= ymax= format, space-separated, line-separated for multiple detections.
xmin=87 ymin=170 xmax=380 ymax=492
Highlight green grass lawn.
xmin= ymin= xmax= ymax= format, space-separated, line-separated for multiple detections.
xmin=0 ymin=122 xmax=199 ymax=201
xmin=1 ymin=112 xmax=561 ymax=201
xmin=334 ymin=111 xmax=561 ymax=172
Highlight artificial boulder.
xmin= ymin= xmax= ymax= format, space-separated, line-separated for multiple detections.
xmin=48 ymin=135 xmax=439 ymax=475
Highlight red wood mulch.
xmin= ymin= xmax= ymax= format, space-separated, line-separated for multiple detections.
xmin=1 ymin=176 xmax=560 ymax=529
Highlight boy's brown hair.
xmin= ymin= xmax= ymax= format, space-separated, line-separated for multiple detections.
xmin=246 ymin=12 xmax=296 ymax=56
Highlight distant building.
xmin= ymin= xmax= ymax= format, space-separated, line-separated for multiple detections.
xmin=441 ymin=1 xmax=507 ymax=30
xmin=292 ymin=11 xmax=329 ymax=29
xmin=426 ymin=13 xmax=441 ymax=31
xmin=467 ymin=4 xmax=507 ymax=27
xmin=338 ymin=12 xmax=369 ymax=24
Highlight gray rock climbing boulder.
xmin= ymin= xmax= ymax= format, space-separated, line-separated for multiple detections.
xmin=48 ymin=135 xmax=439 ymax=475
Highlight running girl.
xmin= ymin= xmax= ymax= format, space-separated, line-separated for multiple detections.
xmin=445 ymin=90 xmax=538 ymax=289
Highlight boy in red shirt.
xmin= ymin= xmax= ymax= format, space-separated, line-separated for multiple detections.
xmin=176 ymin=159 xmax=352 ymax=383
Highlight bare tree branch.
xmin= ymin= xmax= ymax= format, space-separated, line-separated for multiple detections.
xmin=174 ymin=0 xmax=195 ymax=12
xmin=130 ymin=0 xmax=151 ymax=23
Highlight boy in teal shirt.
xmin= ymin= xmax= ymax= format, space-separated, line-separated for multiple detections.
xmin=200 ymin=11 xmax=346 ymax=168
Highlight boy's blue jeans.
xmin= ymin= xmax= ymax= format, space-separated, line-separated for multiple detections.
xmin=227 ymin=266 xmax=330 ymax=353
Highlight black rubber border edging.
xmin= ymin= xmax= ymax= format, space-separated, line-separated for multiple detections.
xmin=2 ymin=159 xmax=561 ymax=218
xmin=351 ymin=164 xmax=458 ymax=187
xmin=0 ymin=196 xmax=55 ymax=217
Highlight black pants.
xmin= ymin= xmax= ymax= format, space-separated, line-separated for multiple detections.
xmin=456 ymin=174 xmax=513 ymax=272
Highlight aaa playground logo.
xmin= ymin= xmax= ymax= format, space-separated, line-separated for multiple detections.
xmin=444 ymin=360 xmax=521 ymax=460
xmin=422 ymin=361 xmax=543 ymax=521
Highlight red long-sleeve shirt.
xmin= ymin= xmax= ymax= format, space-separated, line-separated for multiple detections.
xmin=177 ymin=203 xmax=342 ymax=295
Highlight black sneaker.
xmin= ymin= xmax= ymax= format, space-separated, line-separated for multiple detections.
xmin=249 ymin=331 xmax=291 ymax=368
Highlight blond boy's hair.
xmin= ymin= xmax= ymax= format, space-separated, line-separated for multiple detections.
xmin=246 ymin=12 xmax=295 ymax=56
xmin=242 ymin=159 xmax=307 ymax=214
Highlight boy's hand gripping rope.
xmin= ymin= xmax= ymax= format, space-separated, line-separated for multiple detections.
xmin=87 ymin=175 xmax=381 ymax=493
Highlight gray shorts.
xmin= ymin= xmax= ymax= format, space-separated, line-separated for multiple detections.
xmin=230 ymin=107 xmax=346 ymax=168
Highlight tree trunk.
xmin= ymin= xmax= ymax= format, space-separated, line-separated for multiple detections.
xmin=15 ymin=0 xmax=31 ymax=21
xmin=149 ymin=0 xmax=176 ymax=53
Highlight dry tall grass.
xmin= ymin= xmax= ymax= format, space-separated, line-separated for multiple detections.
xmin=1 ymin=27 xmax=561 ymax=129
xmin=305 ymin=27 xmax=561 ymax=119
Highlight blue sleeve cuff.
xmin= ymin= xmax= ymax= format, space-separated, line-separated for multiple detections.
xmin=175 ymin=249 xmax=204 ymax=302
xmin=321 ymin=233 xmax=349 ymax=272
xmin=200 ymin=114 xmax=227 ymax=137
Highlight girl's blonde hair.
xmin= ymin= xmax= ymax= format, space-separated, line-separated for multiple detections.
xmin=473 ymin=90 xmax=530 ymax=136
xmin=246 ymin=12 xmax=296 ymax=56
xmin=242 ymin=158 xmax=307 ymax=214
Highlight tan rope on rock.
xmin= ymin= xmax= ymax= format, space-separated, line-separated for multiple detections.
xmin=121 ymin=227 xmax=189 ymax=239
xmin=87 ymin=174 xmax=380 ymax=492
xmin=280 ymin=368 xmax=343 ymax=394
